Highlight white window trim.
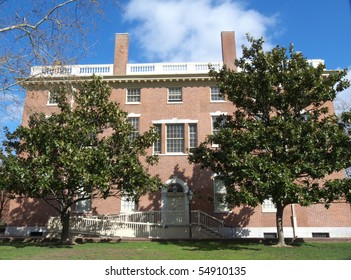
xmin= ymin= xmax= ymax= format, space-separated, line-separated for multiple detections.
xmin=75 ymin=188 xmax=92 ymax=214
xmin=126 ymin=88 xmax=141 ymax=104
xmin=152 ymin=118 xmax=198 ymax=124
xmin=210 ymin=86 xmax=225 ymax=102
xmin=167 ymin=87 xmax=183 ymax=103
xmin=210 ymin=112 xmax=227 ymax=148
xmin=188 ymin=123 xmax=197 ymax=150
xmin=47 ymin=91 xmax=58 ymax=106
xmin=262 ymin=197 xmax=277 ymax=213
xmin=153 ymin=124 xmax=162 ymax=155
xmin=120 ymin=194 xmax=137 ymax=213
xmin=213 ymin=175 xmax=230 ymax=213
xmin=127 ymin=113 xmax=141 ymax=118
xmin=151 ymin=120 xmax=198 ymax=155
xmin=166 ymin=123 xmax=185 ymax=154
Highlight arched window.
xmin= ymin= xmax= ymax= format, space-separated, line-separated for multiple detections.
xmin=168 ymin=183 xmax=184 ymax=193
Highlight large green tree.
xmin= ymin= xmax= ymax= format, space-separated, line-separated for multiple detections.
xmin=189 ymin=36 xmax=351 ymax=246
xmin=1 ymin=76 xmax=160 ymax=242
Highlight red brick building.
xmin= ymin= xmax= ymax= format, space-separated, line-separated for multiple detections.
xmin=3 ymin=31 xmax=351 ymax=239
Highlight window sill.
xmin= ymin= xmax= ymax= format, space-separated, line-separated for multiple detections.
xmin=167 ymin=101 xmax=183 ymax=104
xmin=126 ymin=102 xmax=141 ymax=105
xmin=46 ymin=103 xmax=58 ymax=106
xmin=262 ymin=209 xmax=277 ymax=213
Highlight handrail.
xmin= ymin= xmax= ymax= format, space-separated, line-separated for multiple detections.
xmin=47 ymin=210 xmax=224 ymax=238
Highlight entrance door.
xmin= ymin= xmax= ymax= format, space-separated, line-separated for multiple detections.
xmin=161 ymin=177 xmax=190 ymax=225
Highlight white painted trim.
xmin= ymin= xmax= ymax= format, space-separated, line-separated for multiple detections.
xmin=221 ymin=227 xmax=351 ymax=239
xmin=210 ymin=111 xmax=228 ymax=116
xmin=127 ymin=113 xmax=141 ymax=117
xmin=152 ymin=119 xmax=198 ymax=124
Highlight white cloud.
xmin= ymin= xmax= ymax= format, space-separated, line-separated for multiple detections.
xmin=124 ymin=0 xmax=277 ymax=62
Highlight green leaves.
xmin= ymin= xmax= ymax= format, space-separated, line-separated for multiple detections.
xmin=190 ymin=35 xmax=351 ymax=209
xmin=1 ymin=75 xmax=161 ymax=217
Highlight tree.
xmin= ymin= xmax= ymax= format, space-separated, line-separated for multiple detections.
xmin=0 ymin=0 xmax=122 ymax=130
xmin=1 ymin=76 xmax=161 ymax=242
xmin=189 ymin=35 xmax=351 ymax=247
xmin=0 ymin=160 xmax=14 ymax=225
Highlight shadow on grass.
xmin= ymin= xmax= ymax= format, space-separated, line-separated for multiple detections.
xmin=151 ymin=239 xmax=300 ymax=252
xmin=0 ymin=238 xmax=73 ymax=249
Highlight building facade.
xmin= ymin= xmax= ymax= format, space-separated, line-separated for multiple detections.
xmin=3 ymin=31 xmax=351 ymax=239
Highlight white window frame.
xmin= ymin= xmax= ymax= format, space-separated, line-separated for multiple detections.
xmin=153 ymin=124 xmax=162 ymax=154
xmin=47 ymin=91 xmax=58 ymax=105
xmin=152 ymin=119 xmax=198 ymax=155
xmin=213 ymin=176 xmax=230 ymax=213
xmin=76 ymin=189 xmax=92 ymax=214
xmin=188 ymin=123 xmax=197 ymax=150
xmin=126 ymin=88 xmax=141 ymax=103
xmin=120 ymin=194 xmax=137 ymax=213
xmin=210 ymin=86 xmax=224 ymax=102
xmin=166 ymin=124 xmax=185 ymax=154
xmin=168 ymin=87 xmax=182 ymax=103
xmin=128 ymin=115 xmax=140 ymax=141
xmin=262 ymin=196 xmax=277 ymax=213
xmin=210 ymin=112 xmax=227 ymax=147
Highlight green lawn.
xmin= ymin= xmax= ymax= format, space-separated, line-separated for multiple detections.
xmin=1 ymin=240 xmax=351 ymax=260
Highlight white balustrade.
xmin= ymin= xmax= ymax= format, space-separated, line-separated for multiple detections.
xmin=30 ymin=62 xmax=223 ymax=77
xmin=126 ymin=62 xmax=222 ymax=75
xmin=30 ymin=64 xmax=114 ymax=77
xmin=47 ymin=210 xmax=224 ymax=238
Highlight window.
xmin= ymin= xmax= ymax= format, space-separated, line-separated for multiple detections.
xmin=153 ymin=124 xmax=162 ymax=154
xmin=76 ymin=190 xmax=91 ymax=213
xmin=168 ymin=87 xmax=182 ymax=102
xmin=211 ymin=115 xmax=220 ymax=135
xmin=126 ymin=88 xmax=141 ymax=103
xmin=210 ymin=86 xmax=224 ymax=101
xmin=166 ymin=124 xmax=184 ymax=153
xmin=211 ymin=114 xmax=226 ymax=146
xmin=128 ymin=117 xmax=140 ymax=141
xmin=76 ymin=199 xmax=91 ymax=213
xmin=48 ymin=91 xmax=58 ymax=105
xmin=121 ymin=195 xmax=136 ymax=212
xmin=262 ymin=197 xmax=277 ymax=212
xmin=214 ymin=177 xmax=229 ymax=212
xmin=189 ymin=124 xmax=197 ymax=150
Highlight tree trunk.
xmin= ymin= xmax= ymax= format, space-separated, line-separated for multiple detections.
xmin=60 ymin=207 xmax=71 ymax=243
xmin=275 ymin=202 xmax=286 ymax=247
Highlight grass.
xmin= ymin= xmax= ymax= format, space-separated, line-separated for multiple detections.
xmin=1 ymin=240 xmax=351 ymax=260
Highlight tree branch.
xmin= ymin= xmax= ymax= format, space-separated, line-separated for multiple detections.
xmin=0 ymin=0 xmax=77 ymax=34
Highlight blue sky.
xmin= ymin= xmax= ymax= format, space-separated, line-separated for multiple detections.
xmin=86 ymin=0 xmax=351 ymax=107
xmin=86 ymin=0 xmax=351 ymax=69
xmin=2 ymin=0 xmax=351 ymax=132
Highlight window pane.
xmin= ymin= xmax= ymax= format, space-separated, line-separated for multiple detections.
xmin=210 ymin=86 xmax=224 ymax=101
xmin=168 ymin=87 xmax=182 ymax=102
xmin=76 ymin=199 xmax=91 ymax=213
xmin=48 ymin=91 xmax=58 ymax=104
xmin=167 ymin=124 xmax=184 ymax=153
xmin=189 ymin=124 xmax=197 ymax=149
xmin=128 ymin=117 xmax=139 ymax=141
xmin=262 ymin=197 xmax=277 ymax=212
xmin=127 ymin=89 xmax=141 ymax=103
xmin=214 ymin=178 xmax=229 ymax=212
xmin=154 ymin=124 xmax=162 ymax=154
xmin=121 ymin=195 xmax=136 ymax=212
